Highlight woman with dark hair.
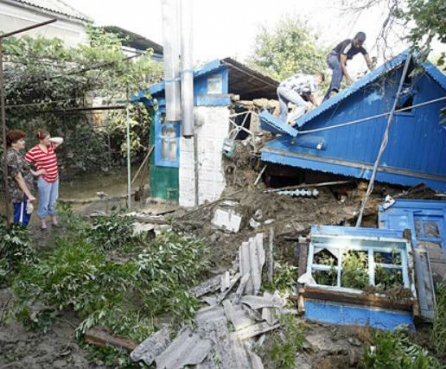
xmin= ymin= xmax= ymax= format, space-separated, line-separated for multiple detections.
xmin=3 ymin=130 xmax=45 ymax=226
xmin=25 ymin=129 xmax=63 ymax=231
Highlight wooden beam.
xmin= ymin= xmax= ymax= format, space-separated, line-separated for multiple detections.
xmin=302 ymin=286 xmax=413 ymax=312
xmin=85 ymin=328 xmax=138 ymax=351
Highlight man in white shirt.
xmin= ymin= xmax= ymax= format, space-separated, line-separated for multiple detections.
xmin=277 ymin=71 xmax=324 ymax=125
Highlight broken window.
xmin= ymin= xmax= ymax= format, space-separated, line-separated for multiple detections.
xmin=395 ymin=84 xmax=415 ymax=113
xmin=307 ymin=233 xmax=412 ymax=293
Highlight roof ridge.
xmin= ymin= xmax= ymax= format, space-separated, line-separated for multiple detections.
xmin=296 ymin=50 xmax=446 ymax=127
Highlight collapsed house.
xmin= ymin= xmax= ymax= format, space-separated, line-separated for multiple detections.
xmin=260 ymin=50 xmax=446 ymax=192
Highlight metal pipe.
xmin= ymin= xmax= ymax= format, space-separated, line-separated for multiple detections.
xmin=180 ymin=0 xmax=194 ymax=138
xmin=1 ymin=19 xmax=57 ymax=226
xmin=193 ymin=133 xmax=199 ymax=206
xmin=162 ymin=0 xmax=181 ymax=122
xmin=0 ymin=19 xmax=57 ymax=39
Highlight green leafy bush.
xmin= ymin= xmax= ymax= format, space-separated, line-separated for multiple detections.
xmin=85 ymin=213 xmax=135 ymax=250
xmin=136 ymin=232 xmax=209 ymax=324
xmin=431 ymin=282 xmax=446 ymax=356
xmin=264 ymin=262 xmax=298 ymax=292
xmin=266 ymin=315 xmax=304 ymax=369
xmin=364 ymin=326 xmax=444 ymax=369
xmin=0 ymin=218 xmax=37 ymax=287
xmin=341 ymin=250 xmax=369 ymax=289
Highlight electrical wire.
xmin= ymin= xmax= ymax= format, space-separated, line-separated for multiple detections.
xmin=298 ymin=95 xmax=446 ymax=135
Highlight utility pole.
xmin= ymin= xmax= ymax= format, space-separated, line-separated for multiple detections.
xmin=1 ymin=18 xmax=57 ymax=226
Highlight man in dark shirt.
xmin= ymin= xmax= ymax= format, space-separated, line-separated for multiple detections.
xmin=324 ymin=32 xmax=375 ymax=100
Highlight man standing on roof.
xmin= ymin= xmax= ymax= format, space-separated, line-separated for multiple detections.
xmin=324 ymin=32 xmax=375 ymax=100
xmin=277 ymin=71 xmax=324 ymax=125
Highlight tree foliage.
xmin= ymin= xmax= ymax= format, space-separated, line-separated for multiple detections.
xmin=337 ymin=0 xmax=446 ymax=65
xmin=404 ymin=0 xmax=446 ymax=65
xmin=246 ymin=16 xmax=328 ymax=81
xmin=2 ymin=27 xmax=162 ymax=173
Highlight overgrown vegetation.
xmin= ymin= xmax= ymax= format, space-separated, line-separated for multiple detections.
xmin=2 ymin=27 xmax=162 ymax=173
xmin=431 ymin=282 xmax=446 ymax=357
xmin=263 ymin=314 xmax=305 ymax=369
xmin=0 ymin=217 xmax=36 ymax=287
xmin=3 ymin=207 xmax=210 ymax=367
xmin=341 ymin=250 xmax=369 ymax=289
xmin=363 ymin=325 xmax=444 ymax=369
xmin=264 ymin=261 xmax=298 ymax=293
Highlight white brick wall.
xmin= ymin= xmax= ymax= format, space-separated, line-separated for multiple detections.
xmin=179 ymin=107 xmax=229 ymax=207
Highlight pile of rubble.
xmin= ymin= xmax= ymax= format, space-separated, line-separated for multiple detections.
xmin=130 ymin=233 xmax=289 ymax=369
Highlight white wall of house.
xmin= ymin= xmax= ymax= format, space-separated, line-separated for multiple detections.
xmin=0 ymin=1 xmax=89 ymax=47
xmin=179 ymin=106 xmax=228 ymax=207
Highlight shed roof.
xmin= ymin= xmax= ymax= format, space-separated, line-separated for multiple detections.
xmin=136 ymin=58 xmax=279 ymax=101
xmin=296 ymin=50 xmax=446 ymax=127
xmin=221 ymin=57 xmax=279 ymax=100
xmin=3 ymin=0 xmax=92 ymax=22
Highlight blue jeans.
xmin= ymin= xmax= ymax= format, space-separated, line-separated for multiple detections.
xmin=324 ymin=52 xmax=343 ymax=100
xmin=37 ymin=177 xmax=59 ymax=219
xmin=13 ymin=196 xmax=31 ymax=226
xmin=277 ymin=86 xmax=307 ymax=124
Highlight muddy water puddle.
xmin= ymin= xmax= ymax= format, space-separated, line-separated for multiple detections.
xmin=0 ymin=166 xmax=146 ymax=225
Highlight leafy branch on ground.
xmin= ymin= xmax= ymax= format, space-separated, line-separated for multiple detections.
xmin=363 ymin=325 xmax=444 ymax=369
xmin=4 ymin=207 xmax=210 ymax=368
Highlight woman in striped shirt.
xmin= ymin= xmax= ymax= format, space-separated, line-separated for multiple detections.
xmin=25 ymin=129 xmax=64 ymax=230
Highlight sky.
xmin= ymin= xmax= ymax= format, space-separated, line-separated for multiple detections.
xmin=61 ymin=0 xmax=445 ymax=76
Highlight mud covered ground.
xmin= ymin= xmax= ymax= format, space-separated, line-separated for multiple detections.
xmin=0 ymin=140 xmax=443 ymax=369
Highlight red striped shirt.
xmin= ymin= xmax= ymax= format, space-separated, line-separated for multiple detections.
xmin=25 ymin=143 xmax=59 ymax=183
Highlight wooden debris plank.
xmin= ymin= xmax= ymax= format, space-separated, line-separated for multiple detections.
xmin=303 ymin=286 xmax=413 ymax=311
xmin=85 ymin=328 xmax=138 ymax=352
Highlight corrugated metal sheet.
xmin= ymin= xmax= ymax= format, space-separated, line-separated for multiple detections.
xmin=6 ymin=0 xmax=92 ymax=21
xmin=239 ymin=233 xmax=265 ymax=295
xmin=155 ymin=328 xmax=212 ymax=369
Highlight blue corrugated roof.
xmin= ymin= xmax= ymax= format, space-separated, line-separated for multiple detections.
xmin=259 ymin=111 xmax=298 ymax=137
xmin=296 ymin=50 xmax=446 ymax=127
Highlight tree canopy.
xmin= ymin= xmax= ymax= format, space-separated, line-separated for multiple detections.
xmin=246 ymin=16 xmax=328 ymax=81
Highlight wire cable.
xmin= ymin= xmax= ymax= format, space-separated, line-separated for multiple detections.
xmin=355 ymin=53 xmax=412 ymax=227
